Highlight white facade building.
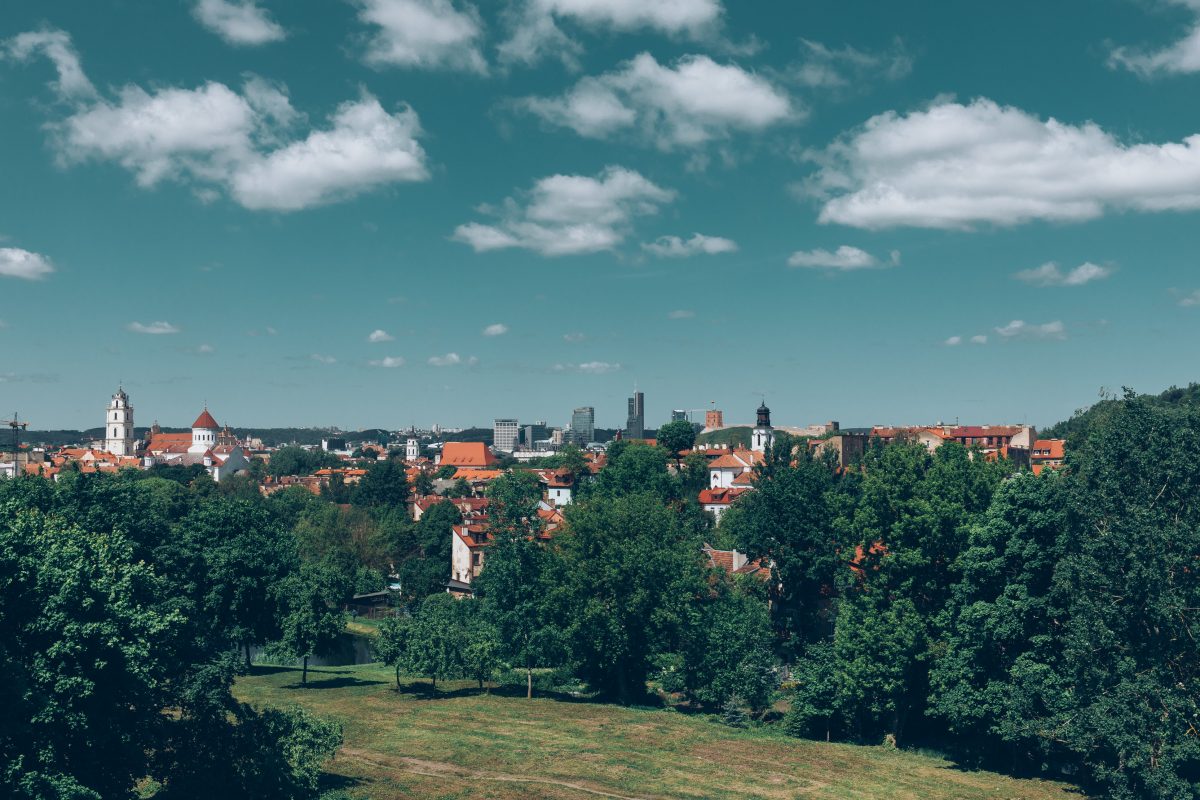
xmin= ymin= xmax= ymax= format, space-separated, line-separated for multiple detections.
xmin=105 ymin=387 xmax=135 ymax=456
xmin=493 ymin=418 xmax=519 ymax=453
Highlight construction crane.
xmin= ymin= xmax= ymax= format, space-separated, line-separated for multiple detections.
xmin=6 ymin=412 xmax=29 ymax=457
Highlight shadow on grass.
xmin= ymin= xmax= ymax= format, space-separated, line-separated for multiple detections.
xmin=245 ymin=665 xmax=297 ymax=676
xmin=284 ymin=674 xmax=388 ymax=690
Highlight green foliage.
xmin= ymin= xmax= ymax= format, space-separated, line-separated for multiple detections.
xmin=679 ymin=584 xmax=778 ymax=711
xmin=695 ymin=426 xmax=752 ymax=449
xmin=588 ymin=442 xmax=679 ymax=502
xmin=405 ymin=594 xmax=465 ymax=688
xmin=375 ymin=616 xmax=411 ymax=689
xmin=350 ymin=459 xmax=408 ymax=509
xmin=280 ymin=563 xmax=350 ymax=685
xmin=434 ymin=465 xmax=457 ymax=480
xmin=269 ymin=446 xmax=342 ymax=477
xmin=657 ymin=420 xmax=696 ymax=458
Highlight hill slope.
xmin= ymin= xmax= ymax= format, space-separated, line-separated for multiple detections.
xmin=235 ymin=664 xmax=1079 ymax=800
xmin=1041 ymin=382 xmax=1200 ymax=446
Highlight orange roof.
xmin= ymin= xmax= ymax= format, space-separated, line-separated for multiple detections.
xmin=192 ymin=409 xmax=220 ymax=429
xmin=454 ymin=468 xmax=504 ymax=481
xmin=440 ymin=442 xmax=497 ymax=468
xmin=698 ymin=487 xmax=750 ymax=505
xmin=708 ymin=449 xmax=762 ymax=470
xmin=1034 ymin=439 xmax=1065 ymax=459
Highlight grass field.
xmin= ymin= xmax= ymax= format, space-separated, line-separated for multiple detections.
xmin=234 ymin=664 xmax=1083 ymax=800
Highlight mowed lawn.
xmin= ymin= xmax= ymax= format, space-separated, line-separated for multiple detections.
xmin=235 ymin=664 xmax=1084 ymax=800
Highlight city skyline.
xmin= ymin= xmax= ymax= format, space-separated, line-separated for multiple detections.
xmin=4 ymin=1 xmax=1200 ymax=430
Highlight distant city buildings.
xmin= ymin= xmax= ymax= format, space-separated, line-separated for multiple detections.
xmin=493 ymin=418 xmax=519 ymax=453
xmin=625 ymin=390 xmax=645 ymax=440
xmin=570 ymin=406 xmax=594 ymax=446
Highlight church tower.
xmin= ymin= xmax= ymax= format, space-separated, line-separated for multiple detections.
xmin=189 ymin=407 xmax=220 ymax=454
xmin=406 ymin=437 xmax=420 ymax=461
xmin=751 ymin=400 xmax=774 ymax=453
xmin=105 ymin=386 xmax=135 ymax=456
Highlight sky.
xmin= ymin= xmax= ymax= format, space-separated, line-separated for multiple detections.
xmin=3 ymin=0 xmax=1200 ymax=432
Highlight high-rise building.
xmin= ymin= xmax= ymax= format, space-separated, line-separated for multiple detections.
xmin=493 ymin=418 xmax=519 ymax=453
xmin=522 ymin=421 xmax=549 ymax=448
xmin=671 ymin=409 xmax=688 ymax=422
xmin=625 ymin=391 xmax=645 ymax=440
xmin=105 ymin=386 xmax=135 ymax=456
xmin=570 ymin=407 xmax=594 ymax=446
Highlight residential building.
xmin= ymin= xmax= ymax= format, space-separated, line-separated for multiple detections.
xmin=570 ymin=406 xmax=594 ymax=446
xmin=699 ymin=487 xmax=750 ymax=520
xmin=625 ymin=391 xmax=645 ymax=440
xmin=493 ymin=418 xmax=519 ymax=453
xmin=709 ymin=449 xmax=763 ymax=488
xmin=1032 ymin=439 xmax=1066 ymax=472
xmin=810 ymin=433 xmax=869 ymax=469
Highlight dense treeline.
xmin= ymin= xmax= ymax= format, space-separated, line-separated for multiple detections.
xmin=3 ymin=389 xmax=1198 ymax=798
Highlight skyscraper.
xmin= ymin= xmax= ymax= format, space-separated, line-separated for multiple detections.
xmin=625 ymin=390 xmax=645 ymax=440
xmin=570 ymin=407 xmax=594 ymax=446
xmin=493 ymin=418 xmax=519 ymax=453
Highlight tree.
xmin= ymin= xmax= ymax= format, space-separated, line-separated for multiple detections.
xmin=405 ymin=593 xmax=464 ymax=689
xmin=268 ymin=446 xmax=340 ymax=477
xmin=445 ymin=477 xmax=473 ymax=498
xmin=412 ymin=470 xmax=434 ymax=497
xmin=351 ymin=458 xmax=409 ymax=509
xmin=435 ymin=465 xmax=457 ymax=479
xmin=375 ymin=615 xmax=411 ymax=689
xmin=280 ymin=563 xmax=349 ymax=685
xmin=657 ymin=420 xmax=696 ymax=464
xmin=589 ymin=442 xmax=680 ymax=502
xmin=560 ymin=492 xmax=706 ymax=702
xmin=458 ymin=601 xmax=502 ymax=691
xmin=396 ymin=500 xmax=462 ymax=602
xmin=679 ymin=584 xmax=778 ymax=712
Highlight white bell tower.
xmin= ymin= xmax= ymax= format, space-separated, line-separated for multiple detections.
xmin=751 ymin=401 xmax=774 ymax=453
xmin=105 ymin=386 xmax=135 ymax=456
xmin=406 ymin=437 xmax=419 ymax=461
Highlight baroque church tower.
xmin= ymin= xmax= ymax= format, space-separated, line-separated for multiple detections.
xmin=751 ymin=400 xmax=775 ymax=453
xmin=105 ymin=386 xmax=135 ymax=456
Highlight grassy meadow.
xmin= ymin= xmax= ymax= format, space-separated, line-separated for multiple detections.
xmin=235 ymin=663 xmax=1083 ymax=800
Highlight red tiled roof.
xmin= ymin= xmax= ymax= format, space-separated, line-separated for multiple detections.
xmin=699 ymin=487 xmax=750 ymax=505
xmin=192 ymin=409 xmax=220 ymax=429
xmin=1034 ymin=439 xmax=1065 ymax=459
xmin=440 ymin=442 xmax=498 ymax=468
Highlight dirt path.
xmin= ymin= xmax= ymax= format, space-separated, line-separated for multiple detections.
xmin=339 ymin=747 xmax=655 ymax=800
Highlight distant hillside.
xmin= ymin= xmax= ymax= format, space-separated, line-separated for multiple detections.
xmin=1041 ymin=383 xmax=1200 ymax=447
xmin=696 ymin=426 xmax=752 ymax=449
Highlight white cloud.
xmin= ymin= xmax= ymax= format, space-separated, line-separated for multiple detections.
xmin=428 ymin=352 xmax=462 ymax=366
xmin=127 ymin=321 xmax=181 ymax=335
xmin=787 ymin=245 xmax=898 ymax=270
xmin=311 ymin=353 xmax=337 ymax=364
xmin=1179 ymin=289 xmax=1200 ymax=307
xmin=369 ymin=355 xmax=406 ymax=367
xmin=10 ymin=31 xmax=430 ymax=212
xmin=367 ymin=329 xmax=395 ymax=342
xmin=193 ymin=0 xmax=286 ymax=46
xmin=806 ymin=98 xmax=1200 ymax=229
xmin=482 ymin=323 xmax=509 ymax=337
xmin=1014 ymin=261 xmax=1113 ymax=287
xmin=555 ymin=360 xmax=621 ymax=374
xmin=667 ymin=309 xmax=695 ymax=319
xmin=563 ymin=331 xmax=586 ymax=342
xmin=355 ymin=0 xmax=487 ymax=74
xmin=196 ymin=343 xmax=215 ymax=353
xmin=453 ymin=166 xmax=674 ymax=256
xmin=790 ymin=39 xmax=912 ymax=91
xmin=500 ymin=0 xmax=723 ymax=66
xmin=520 ymin=53 xmax=793 ymax=149
xmin=4 ymin=29 xmax=96 ymax=99
xmin=944 ymin=336 xmax=962 ymax=346
xmin=1110 ymin=0 xmax=1200 ymax=76
xmin=643 ymin=233 xmax=737 ymax=257
xmin=994 ymin=320 xmax=1066 ymax=340
xmin=0 ymin=248 xmax=55 ymax=280
xmin=970 ymin=334 xmax=988 ymax=345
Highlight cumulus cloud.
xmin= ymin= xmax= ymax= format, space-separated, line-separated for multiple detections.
xmin=482 ymin=323 xmax=509 ymax=336
xmin=127 ymin=321 xmax=181 ymax=335
xmin=563 ymin=331 xmax=586 ymax=342
xmin=1110 ymin=0 xmax=1200 ymax=76
xmin=642 ymin=233 xmax=737 ymax=257
xmin=8 ymin=30 xmax=429 ymax=211
xmin=4 ymin=29 xmax=96 ymax=99
xmin=787 ymin=245 xmax=898 ymax=270
xmin=667 ymin=309 xmax=695 ymax=319
xmin=1014 ymin=261 xmax=1113 ymax=287
xmin=554 ymin=360 xmax=621 ymax=374
xmin=519 ymin=53 xmax=793 ymax=149
xmin=946 ymin=333 xmax=989 ymax=346
xmin=1178 ymin=289 xmax=1200 ymax=307
xmin=428 ymin=352 xmax=463 ymax=366
xmin=453 ymin=166 xmax=674 ymax=256
xmin=994 ymin=320 xmax=1066 ymax=340
xmin=944 ymin=336 xmax=962 ymax=346
xmin=970 ymin=334 xmax=988 ymax=345
xmin=369 ymin=355 xmax=406 ymax=367
xmin=311 ymin=353 xmax=337 ymax=364
xmin=806 ymin=97 xmax=1200 ymax=229
xmin=499 ymin=0 xmax=723 ymax=66
xmin=367 ymin=329 xmax=395 ymax=342
xmin=355 ymin=0 xmax=487 ymax=73
xmin=789 ymin=38 xmax=912 ymax=91
xmin=193 ymin=0 xmax=286 ymax=46
xmin=0 ymin=248 xmax=55 ymax=280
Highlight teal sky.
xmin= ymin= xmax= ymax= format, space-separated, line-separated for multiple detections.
xmin=3 ymin=0 xmax=1200 ymax=432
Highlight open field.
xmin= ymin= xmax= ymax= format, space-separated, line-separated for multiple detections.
xmin=234 ymin=664 xmax=1083 ymax=800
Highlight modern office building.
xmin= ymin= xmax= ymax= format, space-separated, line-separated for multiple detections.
xmin=671 ymin=409 xmax=688 ymax=422
xmin=625 ymin=391 xmax=645 ymax=440
xmin=522 ymin=421 xmax=549 ymax=448
xmin=493 ymin=418 xmax=519 ymax=453
xmin=569 ymin=407 xmax=595 ymax=445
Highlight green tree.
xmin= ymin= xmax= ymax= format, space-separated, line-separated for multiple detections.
xmin=435 ymin=464 xmax=457 ymax=479
xmin=412 ymin=470 xmax=435 ymax=497
xmin=351 ymin=458 xmax=409 ymax=509
xmin=458 ymin=600 xmax=502 ymax=691
xmin=405 ymin=593 xmax=464 ymax=689
xmin=280 ymin=563 xmax=349 ymax=685
xmin=375 ymin=615 xmax=411 ymax=689
xmin=657 ymin=419 xmax=696 ymax=463
xmin=560 ymin=492 xmax=706 ymax=702
xmin=679 ymin=584 xmax=778 ymax=712
xmin=268 ymin=446 xmax=340 ymax=477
